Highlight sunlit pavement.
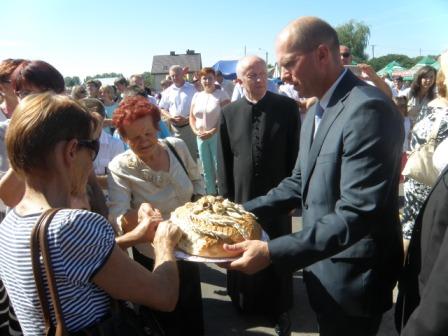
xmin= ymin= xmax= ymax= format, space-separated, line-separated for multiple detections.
xmin=200 ymin=213 xmax=401 ymax=335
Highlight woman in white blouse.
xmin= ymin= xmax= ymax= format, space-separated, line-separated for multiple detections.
xmin=108 ymin=96 xmax=205 ymax=336
xmin=189 ymin=67 xmax=230 ymax=195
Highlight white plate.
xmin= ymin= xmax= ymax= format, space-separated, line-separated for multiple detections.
xmin=175 ymin=230 xmax=269 ymax=263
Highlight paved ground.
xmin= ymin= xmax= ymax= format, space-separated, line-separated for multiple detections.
xmin=199 ymin=216 xmax=400 ymax=336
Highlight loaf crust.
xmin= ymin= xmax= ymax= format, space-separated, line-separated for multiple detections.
xmin=171 ymin=196 xmax=262 ymax=258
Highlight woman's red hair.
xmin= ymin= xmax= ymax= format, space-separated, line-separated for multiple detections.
xmin=113 ymin=96 xmax=161 ymax=137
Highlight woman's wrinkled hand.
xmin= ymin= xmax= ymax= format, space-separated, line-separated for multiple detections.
xmin=138 ymin=202 xmax=158 ymax=221
xmin=154 ymin=220 xmax=183 ymax=250
xmin=133 ymin=209 xmax=163 ymax=244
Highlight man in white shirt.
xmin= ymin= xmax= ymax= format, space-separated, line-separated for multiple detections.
xmin=159 ymin=65 xmax=198 ymax=158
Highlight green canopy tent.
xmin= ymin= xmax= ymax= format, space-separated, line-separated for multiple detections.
xmin=392 ymin=56 xmax=439 ymax=81
xmin=377 ymin=61 xmax=406 ymax=77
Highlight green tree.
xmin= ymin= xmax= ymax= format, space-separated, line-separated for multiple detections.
xmin=335 ymin=20 xmax=370 ymax=61
xmin=367 ymin=54 xmax=440 ymax=71
xmin=368 ymin=54 xmax=415 ymax=71
xmin=142 ymin=72 xmax=154 ymax=89
xmin=64 ymin=76 xmax=79 ymax=87
xmin=84 ymin=73 xmax=124 ymax=82
xmin=72 ymin=76 xmax=81 ymax=86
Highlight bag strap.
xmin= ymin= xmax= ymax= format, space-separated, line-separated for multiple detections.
xmin=31 ymin=208 xmax=68 ymax=336
xmin=164 ymin=139 xmax=189 ymax=177
xmin=31 ymin=209 xmax=58 ymax=334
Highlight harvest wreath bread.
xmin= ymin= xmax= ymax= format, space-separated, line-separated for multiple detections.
xmin=170 ymin=195 xmax=262 ymax=258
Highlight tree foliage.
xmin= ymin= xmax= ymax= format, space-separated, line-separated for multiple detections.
xmin=335 ymin=20 xmax=370 ymax=61
xmin=64 ymin=76 xmax=81 ymax=87
xmin=367 ymin=54 xmax=416 ymax=71
xmin=84 ymin=72 xmax=124 ymax=81
xmin=142 ymin=72 xmax=155 ymax=89
xmin=367 ymin=54 xmax=440 ymax=71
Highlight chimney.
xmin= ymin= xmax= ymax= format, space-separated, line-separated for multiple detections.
xmin=170 ymin=51 xmax=176 ymax=56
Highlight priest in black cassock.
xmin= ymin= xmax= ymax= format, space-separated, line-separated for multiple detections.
xmin=217 ymin=55 xmax=300 ymax=335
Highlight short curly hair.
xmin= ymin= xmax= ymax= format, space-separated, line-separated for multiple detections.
xmin=112 ymin=96 xmax=160 ymax=138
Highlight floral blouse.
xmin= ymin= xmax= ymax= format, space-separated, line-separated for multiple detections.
xmin=402 ymin=105 xmax=448 ymax=240
xmin=107 ymin=137 xmax=205 ymax=256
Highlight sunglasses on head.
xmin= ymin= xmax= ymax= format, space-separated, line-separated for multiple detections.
xmin=77 ymin=138 xmax=100 ymax=161
xmin=341 ymin=52 xmax=351 ymax=58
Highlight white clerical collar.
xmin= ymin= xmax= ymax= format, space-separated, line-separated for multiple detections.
xmin=319 ymin=68 xmax=347 ymax=110
xmin=244 ymin=91 xmax=267 ymax=104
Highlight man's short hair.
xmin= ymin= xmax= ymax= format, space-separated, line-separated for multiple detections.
xmin=123 ymin=85 xmax=147 ymax=98
xmin=114 ymin=77 xmax=128 ymax=86
xmin=169 ymin=65 xmax=183 ymax=74
xmin=86 ymin=79 xmax=101 ymax=88
xmin=79 ymin=98 xmax=106 ymax=118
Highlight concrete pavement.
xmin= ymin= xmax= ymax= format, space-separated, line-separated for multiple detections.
xmin=199 ymin=216 xmax=399 ymax=335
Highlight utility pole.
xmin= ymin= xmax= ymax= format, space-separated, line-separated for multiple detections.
xmin=244 ymin=45 xmax=247 ymax=56
xmin=419 ymin=48 xmax=422 ymax=56
xmin=371 ymin=44 xmax=375 ymax=59
xmin=258 ymin=48 xmax=268 ymax=65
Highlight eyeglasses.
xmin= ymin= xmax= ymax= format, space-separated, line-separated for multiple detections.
xmin=341 ymin=52 xmax=351 ymax=58
xmin=77 ymin=138 xmax=100 ymax=161
xmin=245 ymin=72 xmax=267 ymax=81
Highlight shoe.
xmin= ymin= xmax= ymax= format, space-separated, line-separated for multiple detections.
xmin=274 ymin=312 xmax=291 ymax=336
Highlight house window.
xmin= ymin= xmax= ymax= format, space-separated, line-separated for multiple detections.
xmin=163 ymin=66 xmax=168 ymax=71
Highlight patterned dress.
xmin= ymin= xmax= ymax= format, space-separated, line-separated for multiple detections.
xmin=402 ymin=105 xmax=448 ymax=240
xmin=0 ymin=279 xmax=22 ymax=335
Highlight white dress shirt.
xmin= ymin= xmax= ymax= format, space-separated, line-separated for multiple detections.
xmin=158 ymin=82 xmax=196 ymax=118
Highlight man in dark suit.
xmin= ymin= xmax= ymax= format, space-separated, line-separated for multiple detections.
xmin=395 ymin=166 xmax=448 ymax=335
xmin=217 ymin=55 xmax=300 ymax=335
xmin=223 ymin=17 xmax=404 ymax=335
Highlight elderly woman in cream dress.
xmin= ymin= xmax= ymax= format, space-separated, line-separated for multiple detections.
xmin=108 ymin=96 xmax=205 ymax=336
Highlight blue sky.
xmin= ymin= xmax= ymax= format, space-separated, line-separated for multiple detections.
xmin=2 ymin=0 xmax=447 ymax=79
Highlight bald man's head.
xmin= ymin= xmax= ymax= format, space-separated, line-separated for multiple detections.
xmin=276 ymin=17 xmax=344 ymax=99
xmin=277 ymin=16 xmax=340 ymax=58
xmin=236 ymin=55 xmax=266 ymax=79
xmin=236 ymin=55 xmax=268 ymax=102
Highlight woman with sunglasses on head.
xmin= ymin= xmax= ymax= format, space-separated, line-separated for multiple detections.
xmin=0 ymin=93 xmax=182 ymax=335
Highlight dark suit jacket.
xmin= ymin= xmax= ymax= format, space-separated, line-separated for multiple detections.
xmin=245 ymin=70 xmax=404 ymax=317
xmin=217 ymin=91 xmax=300 ymax=237
xmin=397 ymin=166 xmax=448 ymax=335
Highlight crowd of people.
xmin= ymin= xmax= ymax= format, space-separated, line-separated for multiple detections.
xmin=0 ymin=15 xmax=447 ymax=336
